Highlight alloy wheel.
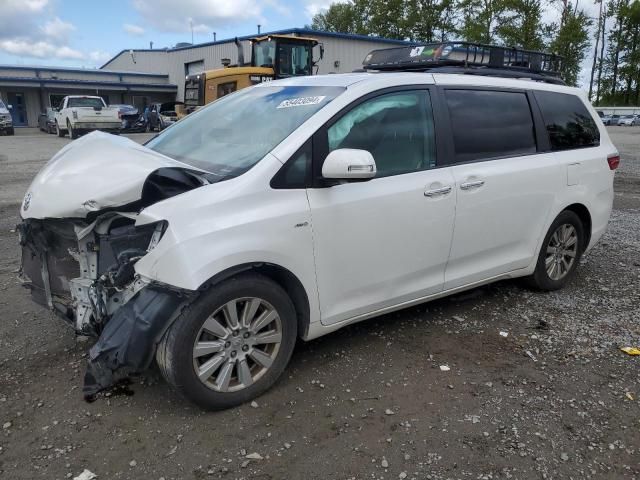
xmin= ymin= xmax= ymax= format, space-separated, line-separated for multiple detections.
xmin=545 ymin=224 xmax=578 ymax=281
xmin=192 ymin=297 xmax=282 ymax=393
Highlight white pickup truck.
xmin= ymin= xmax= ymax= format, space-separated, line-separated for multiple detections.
xmin=55 ymin=96 xmax=121 ymax=139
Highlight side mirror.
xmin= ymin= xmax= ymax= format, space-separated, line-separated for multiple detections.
xmin=7 ymin=104 xmax=12 ymax=110
xmin=322 ymin=149 xmax=376 ymax=180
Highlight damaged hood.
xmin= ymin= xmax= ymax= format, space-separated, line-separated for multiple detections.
xmin=21 ymin=131 xmax=204 ymax=219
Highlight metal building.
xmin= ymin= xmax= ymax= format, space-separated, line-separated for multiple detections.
xmin=101 ymin=28 xmax=413 ymax=102
xmin=0 ymin=65 xmax=177 ymax=128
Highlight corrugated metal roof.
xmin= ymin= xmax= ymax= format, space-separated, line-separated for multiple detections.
xmin=101 ymin=28 xmax=415 ymax=69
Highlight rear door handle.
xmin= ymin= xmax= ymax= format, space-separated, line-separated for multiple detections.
xmin=424 ymin=186 xmax=452 ymax=197
xmin=460 ymin=180 xmax=485 ymax=190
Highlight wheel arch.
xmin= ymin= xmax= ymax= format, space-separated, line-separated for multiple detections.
xmin=198 ymin=262 xmax=311 ymax=339
xmin=563 ymin=203 xmax=592 ymax=249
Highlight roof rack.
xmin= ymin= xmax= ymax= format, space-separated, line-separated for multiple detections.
xmin=363 ymin=42 xmax=565 ymax=85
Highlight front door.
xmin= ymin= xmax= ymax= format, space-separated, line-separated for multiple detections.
xmin=307 ymin=89 xmax=457 ymax=325
xmin=7 ymin=92 xmax=27 ymax=126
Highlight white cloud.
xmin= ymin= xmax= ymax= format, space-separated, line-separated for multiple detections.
xmin=89 ymin=50 xmax=113 ymax=63
xmin=132 ymin=0 xmax=289 ymax=33
xmin=123 ymin=23 xmax=145 ymax=36
xmin=41 ymin=17 xmax=76 ymax=42
xmin=0 ymin=0 xmax=111 ymax=65
xmin=0 ymin=39 xmax=84 ymax=60
xmin=304 ymin=0 xmax=349 ymax=20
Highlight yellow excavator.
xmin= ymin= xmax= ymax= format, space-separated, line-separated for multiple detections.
xmin=184 ymin=35 xmax=324 ymax=111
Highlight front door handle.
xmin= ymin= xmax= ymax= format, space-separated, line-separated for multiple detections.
xmin=424 ymin=186 xmax=452 ymax=197
xmin=460 ymin=180 xmax=485 ymax=190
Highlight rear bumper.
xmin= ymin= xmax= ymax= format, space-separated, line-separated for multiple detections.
xmin=73 ymin=122 xmax=121 ymax=130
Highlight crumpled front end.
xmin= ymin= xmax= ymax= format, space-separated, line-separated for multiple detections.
xmin=19 ymin=213 xmax=165 ymax=335
xmin=17 ymin=209 xmax=197 ymax=398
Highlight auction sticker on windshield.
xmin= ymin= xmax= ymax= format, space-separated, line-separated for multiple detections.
xmin=277 ymin=96 xmax=327 ymax=109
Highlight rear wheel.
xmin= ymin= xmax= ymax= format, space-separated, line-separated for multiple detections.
xmin=157 ymin=274 xmax=297 ymax=410
xmin=67 ymin=120 xmax=78 ymax=140
xmin=56 ymin=121 xmax=65 ymax=137
xmin=525 ymin=210 xmax=584 ymax=291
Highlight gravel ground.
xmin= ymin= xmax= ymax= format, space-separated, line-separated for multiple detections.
xmin=0 ymin=127 xmax=638 ymax=480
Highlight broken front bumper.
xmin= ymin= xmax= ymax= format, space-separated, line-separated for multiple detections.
xmin=18 ymin=215 xmax=193 ymax=397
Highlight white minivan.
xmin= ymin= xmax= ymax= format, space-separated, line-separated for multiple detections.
xmin=18 ymin=44 xmax=617 ymax=409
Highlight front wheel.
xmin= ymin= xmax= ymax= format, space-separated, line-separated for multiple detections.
xmin=525 ymin=211 xmax=585 ymax=291
xmin=157 ymin=274 xmax=297 ymax=410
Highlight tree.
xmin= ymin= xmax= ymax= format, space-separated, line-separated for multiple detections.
xmin=549 ymin=2 xmax=592 ymax=86
xmin=495 ymin=0 xmax=546 ymax=49
xmin=407 ymin=0 xmax=459 ymax=42
xmin=309 ymin=2 xmax=363 ymax=34
xmin=588 ymin=0 xmax=604 ymax=101
xmin=459 ymin=0 xmax=506 ymax=43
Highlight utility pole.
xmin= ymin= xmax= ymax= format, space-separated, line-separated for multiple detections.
xmin=596 ymin=4 xmax=607 ymax=104
xmin=257 ymin=24 xmax=261 ymax=35
xmin=589 ymin=0 xmax=604 ymax=101
xmin=213 ymin=32 xmax=217 ymax=41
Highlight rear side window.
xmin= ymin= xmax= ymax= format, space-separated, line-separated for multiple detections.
xmin=534 ymin=91 xmax=600 ymax=151
xmin=445 ymin=90 xmax=536 ymax=162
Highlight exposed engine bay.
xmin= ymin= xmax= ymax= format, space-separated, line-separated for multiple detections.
xmin=19 ymin=214 xmax=163 ymax=335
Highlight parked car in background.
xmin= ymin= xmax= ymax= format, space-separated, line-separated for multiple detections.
xmin=111 ymin=104 xmax=147 ymax=133
xmin=54 ymin=96 xmax=121 ymax=139
xmin=147 ymin=102 xmax=183 ymax=131
xmin=602 ymin=114 xmax=621 ymax=126
xmin=0 ymin=99 xmax=14 ymax=135
xmin=619 ymin=114 xmax=639 ymax=126
xmin=38 ymin=108 xmax=56 ymax=134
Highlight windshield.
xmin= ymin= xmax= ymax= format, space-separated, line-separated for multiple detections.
xmin=67 ymin=97 xmax=105 ymax=108
xmin=147 ymin=85 xmax=344 ymax=174
xmin=254 ymin=40 xmax=276 ymax=68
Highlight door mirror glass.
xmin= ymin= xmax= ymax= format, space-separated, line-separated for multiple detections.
xmin=7 ymin=104 xmax=12 ymax=109
xmin=322 ymin=148 xmax=376 ymax=180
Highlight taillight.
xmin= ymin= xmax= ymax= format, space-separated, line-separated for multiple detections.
xmin=607 ymin=154 xmax=620 ymax=170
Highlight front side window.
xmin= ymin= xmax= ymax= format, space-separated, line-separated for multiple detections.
xmin=147 ymin=85 xmax=344 ymax=176
xmin=534 ymin=91 xmax=600 ymax=151
xmin=327 ymin=90 xmax=436 ymax=178
xmin=445 ymin=89 xmax=537 ymax=162
xmin=0 ymin=100 xmax=5 ymax=109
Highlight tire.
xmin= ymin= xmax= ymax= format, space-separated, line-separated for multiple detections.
xmin=56 ymin=121 xmax=65 ymax=137
xmin=525 ymin=210 xmax=585 ymax=291
xmin=67 ymin=120 xmax=77 ymax=140
xmin=157 ymin=273 xmax=297 ymax=410
xmin=7 ymin=127 xmax=14 ymax=136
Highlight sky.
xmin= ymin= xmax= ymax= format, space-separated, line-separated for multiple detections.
xmin=0 ymin=0 xmax=333 ymax=68
xmin=0 ymin=0 xmax=598 ymax=88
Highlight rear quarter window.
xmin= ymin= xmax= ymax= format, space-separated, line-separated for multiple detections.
xmin=533 ymin=91 xmax=600 ymax=151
